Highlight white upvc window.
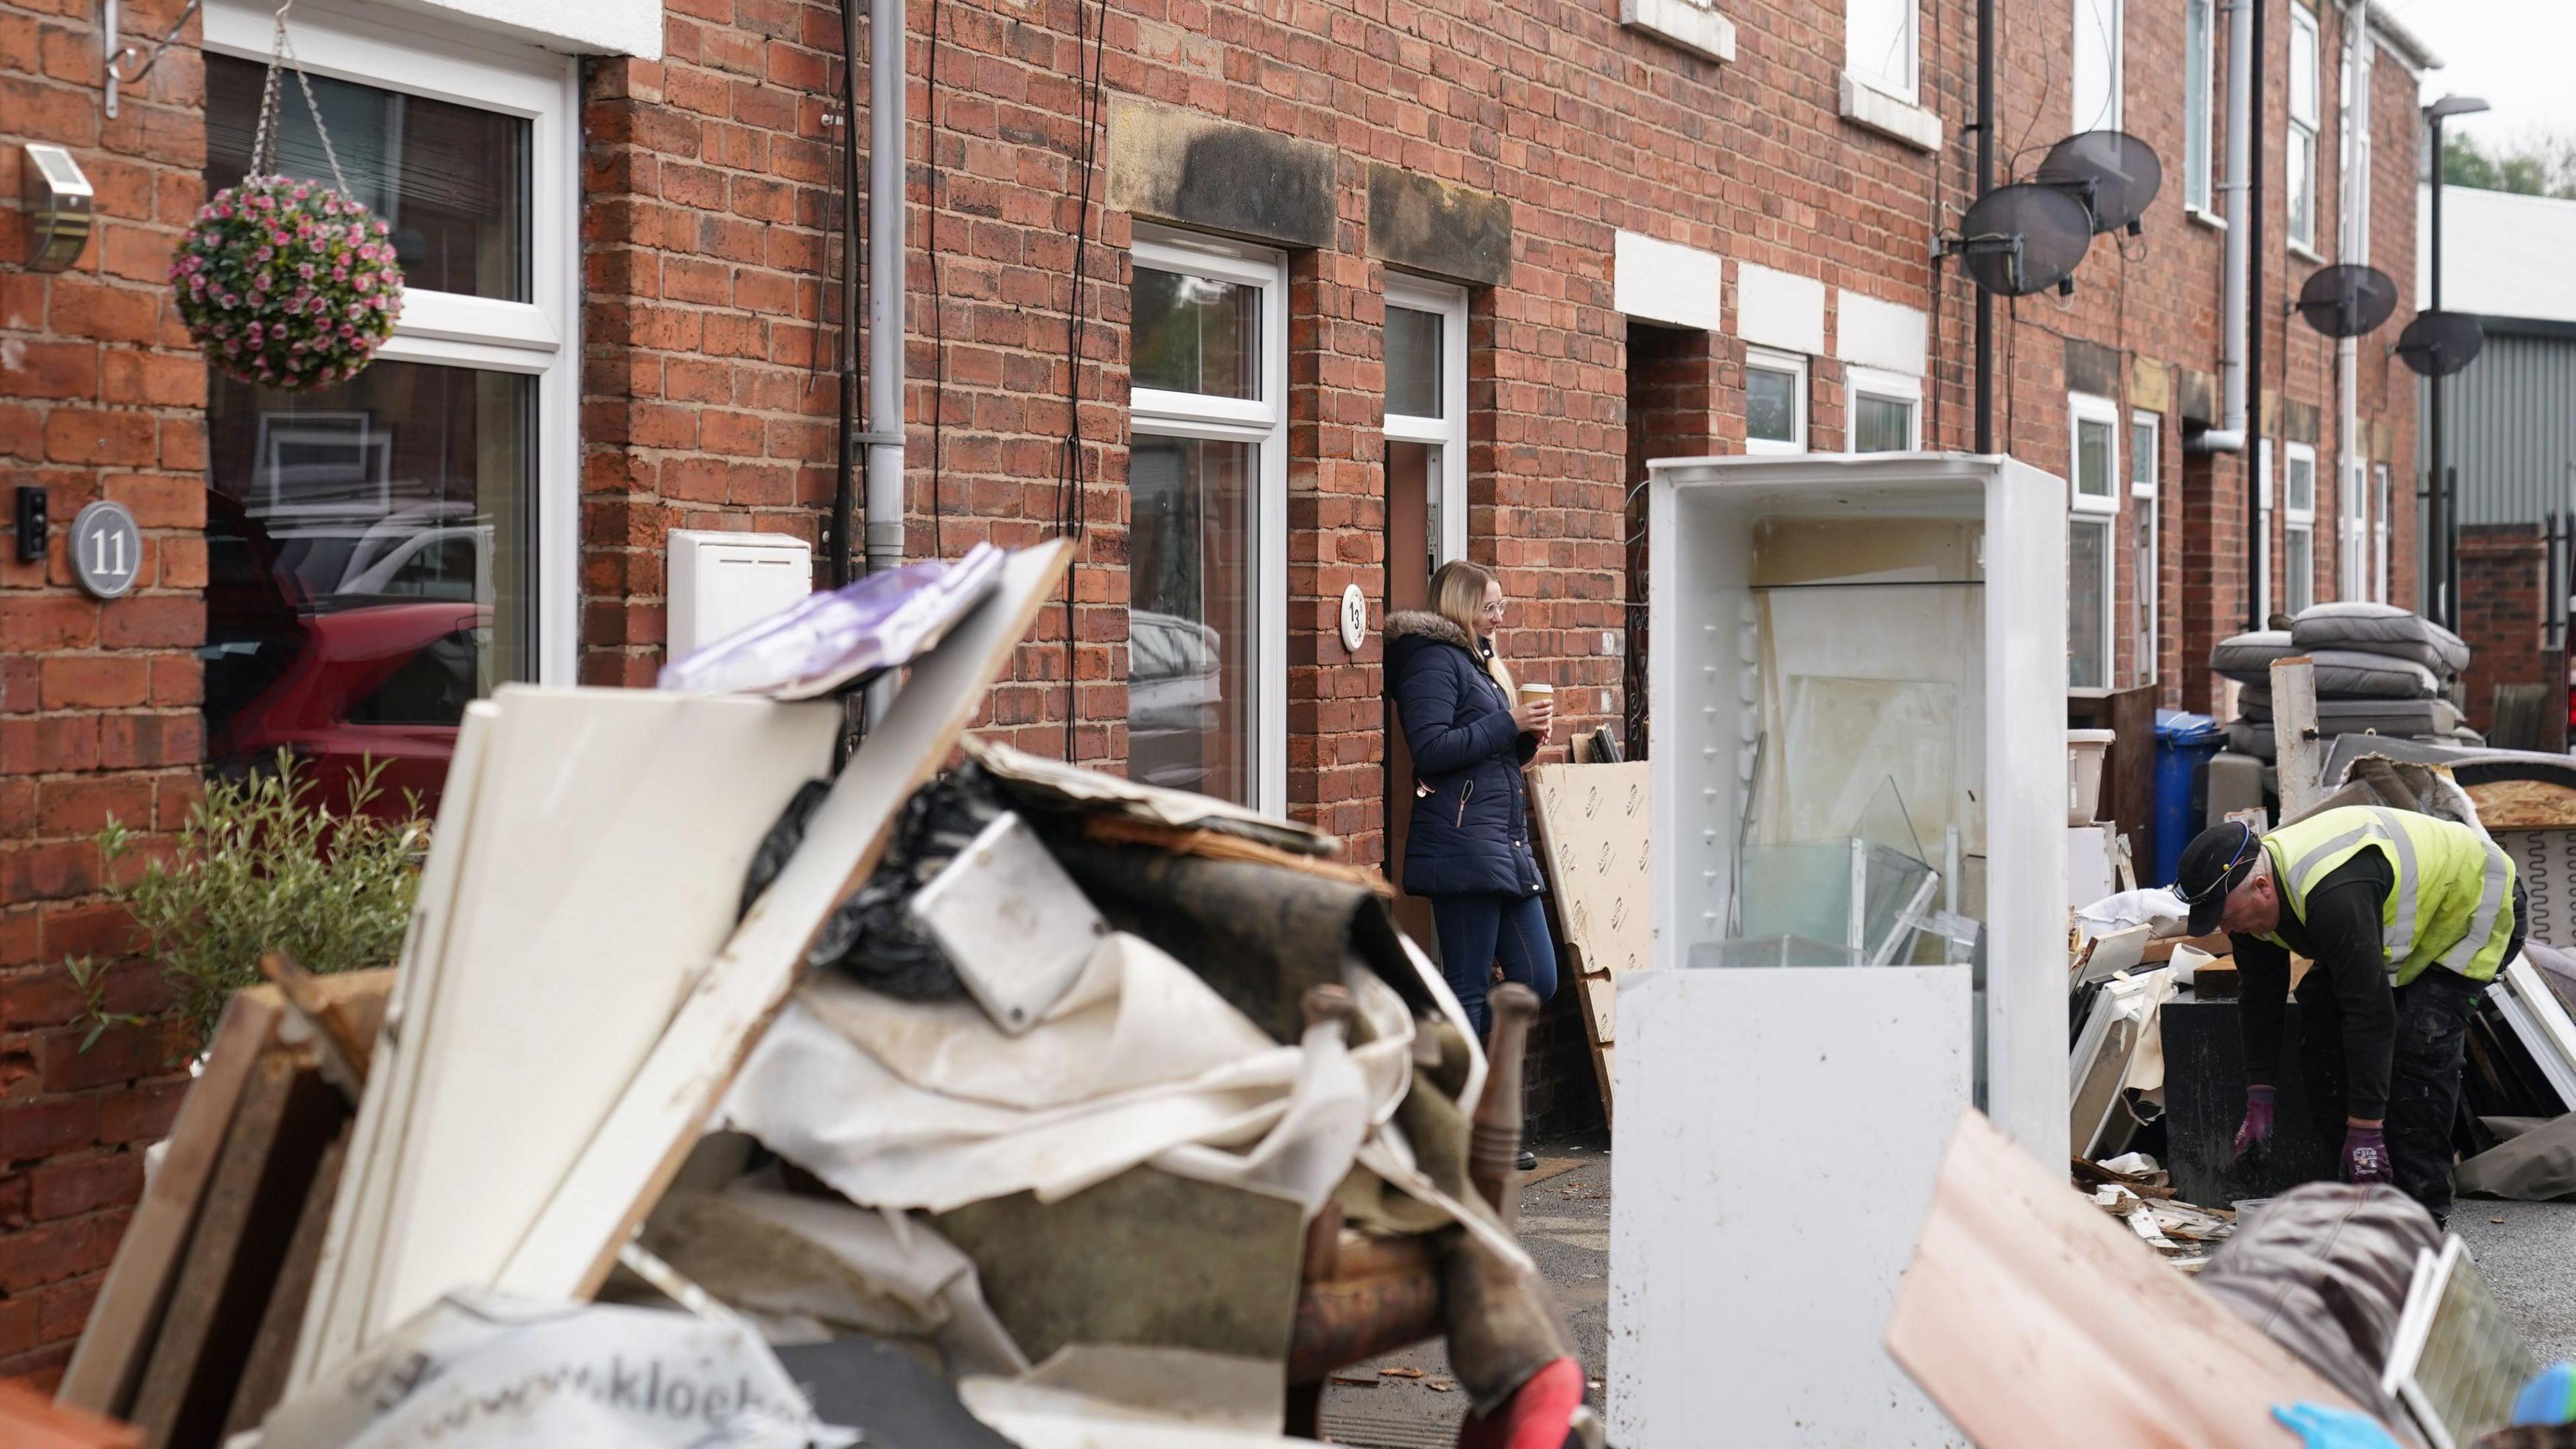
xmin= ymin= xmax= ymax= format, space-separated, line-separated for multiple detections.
xmin=2288 ymin=3 xmax=2321 ymax=253
xmin=2131 ymin=412 xmax=2159 ymax=686
xmin=2184 ymin=0 xmax=2220 ymax=218
xmin=1846 ymin=0 xmax=1919 ymax=105
xmin=2284 ymin=441 xmax=2318 ymax=613
xmin=2073 ymin=0 xmax=2123 ymax=133
xmin=199 ymin=1 xmax=578 ymax=799
xmin=1845 ymin=367 xmax=1922 ymax=453
xmin=1127 ymin=226 xmax=1289 ymax=815
xmin=1383 ymin=274 xmax=1469 ymax=581
xmin=2373 ymin=462 xmax=2392 ymax=603
xmin=1743 ymin=346 xmax=1809 ymax=455
xmin=2257 ymin=441 xmax=2275 ymax=622
xmin=2339 ymin=458 xmax=2371 ymax=606
xmin=2068 ymin=394 xmax=2121 ymax=690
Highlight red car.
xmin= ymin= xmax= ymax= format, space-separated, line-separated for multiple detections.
xmin=205 ymin=490 xmax=480 ymax=818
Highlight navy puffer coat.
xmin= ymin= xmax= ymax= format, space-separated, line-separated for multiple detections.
xmin=1385 ymin=609 xmax=1544 ymax=898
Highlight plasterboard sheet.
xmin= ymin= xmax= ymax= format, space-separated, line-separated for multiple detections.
xmin=1886 ymin=1113 xmax=2353 ymax=1449
xmin=366 ymin=689 xmax=837 ymax=1339
xmin=1610 ymin=965 xmax=1971 ymax=1446
xmin=290 ymin=700 xmax=496 ymax=1390
xmin=496 ymin=539 xmax=1073 ymax=1302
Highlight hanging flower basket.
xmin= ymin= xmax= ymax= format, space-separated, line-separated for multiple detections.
xmin=174 ymin=177 xmax=402 ymax=391
xmin=170 ymin=5 xmax=402 ymax=392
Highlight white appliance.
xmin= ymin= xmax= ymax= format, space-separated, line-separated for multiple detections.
xmin=667 ymin=530 xmax=815 ymax=661
xmin=1615 ymin=452 xmax=2069 ymax=1447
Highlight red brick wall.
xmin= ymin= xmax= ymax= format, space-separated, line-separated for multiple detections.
xmin=2457 ymin=525 xmax=2555 ymax=740
xmin=0 ymin=0 xmax=205 ymax=1381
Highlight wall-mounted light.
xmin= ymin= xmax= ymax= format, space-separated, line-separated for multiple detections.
xmin=19 ymin=144 xmax=93 ymax=272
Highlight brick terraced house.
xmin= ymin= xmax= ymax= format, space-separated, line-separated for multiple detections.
xmin=1 ymin=0 xmax=2434 ymax=1373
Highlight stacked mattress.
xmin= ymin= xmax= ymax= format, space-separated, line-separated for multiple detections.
xmin=2210 ymin=602 xmax=2481 ymax=761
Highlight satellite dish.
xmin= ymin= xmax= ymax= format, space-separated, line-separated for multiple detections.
xmin=1953 ymin=184 xmax=2095 ymax=297
xmin=2396 ymin=310 xmax=2485 ymax=378
xmin=2035 ymin=131 xmax=2165 ymax=235
xmin=2295 ymin=264 xmax=2400 ymax=339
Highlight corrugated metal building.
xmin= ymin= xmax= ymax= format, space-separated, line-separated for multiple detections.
xmin=2416 ymin=183 xmax=2576 ymax=738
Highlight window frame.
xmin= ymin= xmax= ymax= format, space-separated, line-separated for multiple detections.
xmin=1844 ymin=0 xmax=1920 ymax=107
xmin=2072 ymin=0 xmax=2124 ymax=134
xmin=1742 ymin=345 xmax=1809 ymax=456
xmin=205 ymin=0 xmax=580 ymax=685
xmin=2373 ymin=462 xmax=2392 ymax=603
xmin=1844 ymin=366 xmax=1923 ymax=453
xmin=2068 ymin=392 xmax=2122 ymax=517
xmin=2284 ymin=441 xmax=2318 ymax=614
xmin=2257 ymin=440 xmax=2275 ymax=621
xmin=2288 ymin=3 xmax=2322 ymax=254
xmin=1127 ymin=224 xmax=1291 ymax=816
xmin=1382 ymin=274 xmax=1469 ymax=570
xmin=2131 ymin=411 xmax=2159 ymax=686
xmin=2184 ymin=0 xmax=2220 ymax=221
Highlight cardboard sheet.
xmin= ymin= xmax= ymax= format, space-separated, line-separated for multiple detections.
xmin=1886 ymin=1112 xmax=2354 ymax=1449
xmin=1525 ymin=762 xmax=1650 ymax=1120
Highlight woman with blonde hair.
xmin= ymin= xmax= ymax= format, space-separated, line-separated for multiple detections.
xmin=1385 ymin=560 xmax=1560 ymax=1110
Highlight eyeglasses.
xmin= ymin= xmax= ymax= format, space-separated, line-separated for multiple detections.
xmin=2177 ymin=820 xmax=2259 ymax=905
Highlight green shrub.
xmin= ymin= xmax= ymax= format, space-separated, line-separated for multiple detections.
xmin=70 ymin=753 xmax=430 ymax=1048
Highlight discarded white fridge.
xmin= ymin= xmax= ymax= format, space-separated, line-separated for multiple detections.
xmin=1613 ymin=453 xmax=2070 ymax=1446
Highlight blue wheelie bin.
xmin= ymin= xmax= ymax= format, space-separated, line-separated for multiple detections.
xmin=2153 ymin=710 xmax=2225 ymax=887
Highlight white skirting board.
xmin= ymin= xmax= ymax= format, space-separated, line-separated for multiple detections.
xmin=1610 ymin=965 xmax=1972 ymax=1448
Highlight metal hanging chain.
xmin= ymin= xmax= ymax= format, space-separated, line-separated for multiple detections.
xmin=246 ymin=0 xmax=354 ymax=195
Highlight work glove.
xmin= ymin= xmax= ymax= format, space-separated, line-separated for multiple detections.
xmin=2271 ymin=1403 xmax=2404 ymax=1449
xmin=2512 ymin=1361 xmax=2576 ymax=1426
xmin=2233 ymin=1085 xmax=2276 ymax=1161
xmin=2342 ymin=1123 xmax=2394 ymax=1185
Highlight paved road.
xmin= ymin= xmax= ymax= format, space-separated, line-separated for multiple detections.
xmin=2455 ymin=1198 xmax=2576 ymax=1366
xmin=1316 ymin=1137 xmax=2576 ymax=1446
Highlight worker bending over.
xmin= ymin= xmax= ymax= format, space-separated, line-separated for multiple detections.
xmin=2173 ymin=806 xmax=2525 ymax=1226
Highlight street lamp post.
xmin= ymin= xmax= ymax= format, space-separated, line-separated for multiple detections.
xmin=2424 ymin=94 xmax=2489 ymax=627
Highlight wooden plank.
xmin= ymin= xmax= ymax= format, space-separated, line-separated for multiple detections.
xmin=290 ymin=702 xmax=495 ymax=1391
xmin=126 ymin=1051 xmax=341 ymax=1449
xmin=1885 ymin=1111 xmax=2351 ymax=1449
xmin=495 ymin=539 xmax=1075 ymax=1302
xmin=57 ymin=993 xmax=283 ymax=1417
xmin=2104 ymin=683 xmax=2158 ymax=878
xmin=2271 ymin=657 xmax=2326 ymax=819
xmin=367 ymin=690 xmax=837 ymax=1340
xmin=220 ymin=1122 xmax=349 ymax=1440
xmin=1525 ymin=762 xmax=1650 ymax=1121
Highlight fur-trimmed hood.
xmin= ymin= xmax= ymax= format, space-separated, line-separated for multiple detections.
xmin=1385 ymin=609 xmax=1477 ymax=652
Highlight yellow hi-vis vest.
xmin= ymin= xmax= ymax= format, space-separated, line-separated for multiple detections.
xmin=2257 ymin=805 xmax=2518 ymax=986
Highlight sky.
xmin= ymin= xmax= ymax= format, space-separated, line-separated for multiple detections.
xmin=2378 ymin=0 xmax=2576 ymax=140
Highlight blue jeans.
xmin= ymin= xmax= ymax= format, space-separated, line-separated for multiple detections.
xmin=1428 ymin=892 xmax=1560 ymax=1040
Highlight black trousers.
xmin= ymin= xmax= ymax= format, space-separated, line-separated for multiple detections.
xmin=2292 ymin=879 xmax=2525 ymax=1225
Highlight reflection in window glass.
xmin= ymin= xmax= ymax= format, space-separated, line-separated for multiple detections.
xmin=1132 ymin=268 xmax=1260 ymax=399
xmin=1854 ymin=394 xmax=1913 ymax=453
xmin=1746 ymin=367 xmax=1799 ymax=445
xmin=2076 ymin=417 xmax=2114 ymax=497
xmin=1387 ymin=439 xmax=1440 ymax=586
xmin=2070 ymin=518 xmax=2110 ymax=688
xmin=2288 ymin=453 xmax=2315 ymax=512
xmin=1127 ymin=435 xmax=1255 ymax=805
xmin=2184 ymin=0 xmax=2214 ymax=211
xmin=1385 ymin=305 xmax=1443 ymax=419
xmin=203 ymin=361 xmax=533 ymax=813
xmin=2287 ymin=526 xmax=2315 ymax=614
xmin=206 ymin=54 xmax=530 ymax=302
xmin=1846 ymin=0 xmax=1915 ymax=99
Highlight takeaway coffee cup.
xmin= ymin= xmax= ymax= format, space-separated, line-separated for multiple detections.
xmin=1517 ymin=682 xmax=1554 ymax=714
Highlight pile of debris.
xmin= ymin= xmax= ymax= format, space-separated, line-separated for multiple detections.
xmin=2212 ymin=602 xmax=2480 ymax=764
xmin=52 ymin=541 xmax=1593 ymax=1449
xmin=2074 ymin=1152 xmax=2236 ymax=1275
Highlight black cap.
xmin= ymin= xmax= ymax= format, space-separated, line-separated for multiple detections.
xmin=2174 ymin=820 xmax=2263 ymax=937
